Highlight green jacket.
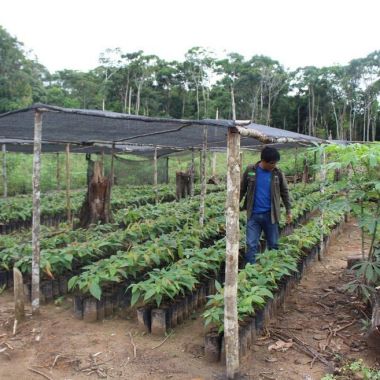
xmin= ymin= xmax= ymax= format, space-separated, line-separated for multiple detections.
xmin=240 ymin=162 xmax=291 ymax=223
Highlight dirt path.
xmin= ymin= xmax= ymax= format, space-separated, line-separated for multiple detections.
xmin=239 ymin=218 xmax=378 ymax=380
xmin=0 ymin=219 xmax=377 ymax=380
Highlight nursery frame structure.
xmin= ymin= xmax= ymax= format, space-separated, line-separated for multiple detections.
xmin=0 ymin=104 xmax=321 ymax=379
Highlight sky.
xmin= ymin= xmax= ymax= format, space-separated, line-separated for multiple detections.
xmin=1 ymin=0 xmax=379 ymax=73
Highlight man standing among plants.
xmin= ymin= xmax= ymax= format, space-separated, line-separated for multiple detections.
xmin=240 ymin=146 xmax=292 ymax=265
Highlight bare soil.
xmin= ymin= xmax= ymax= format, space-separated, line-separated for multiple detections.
xmin=0 ymin=219 xmax=378 ymax=380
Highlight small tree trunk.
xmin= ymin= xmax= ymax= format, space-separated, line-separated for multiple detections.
xmin=231 ymin=85 xmax=236 ymax=121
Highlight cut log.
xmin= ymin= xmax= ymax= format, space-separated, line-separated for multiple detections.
xmin=367 ymin=287 xmax=380 ymax=350
xmin=78 ymin=161 xmax=112 ymax=228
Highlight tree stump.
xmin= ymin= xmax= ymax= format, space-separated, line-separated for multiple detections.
xmin=78 ymin=161 xmax=112 ymax=227
xmin=176 ymin=171 xmax=191 ymax=201
xmin=367 ymin=287 xmax=380 ymax=350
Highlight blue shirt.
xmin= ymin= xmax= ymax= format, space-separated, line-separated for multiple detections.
xmin=253 ymin=166 xmax=272 ymax=213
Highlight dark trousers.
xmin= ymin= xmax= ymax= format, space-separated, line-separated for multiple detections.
xmin=245 ymin=211 xmax=279 ymax=264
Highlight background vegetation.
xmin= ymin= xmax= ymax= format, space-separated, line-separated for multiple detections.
xmin=1 ymin=25 xmax=379 ymax=141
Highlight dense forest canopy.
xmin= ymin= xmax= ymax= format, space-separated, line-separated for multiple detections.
xmin=1 ymin=25 xmax=379 ymax=140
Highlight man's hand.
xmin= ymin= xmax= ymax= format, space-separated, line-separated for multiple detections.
xmin=286 ymin=213 xmax=292 ymax=224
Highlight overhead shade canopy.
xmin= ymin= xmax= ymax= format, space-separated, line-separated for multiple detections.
xmin=0 ymin=104 xmax=323 ymax=152
xmin=0 ymin=138 xmax=184 ymax=158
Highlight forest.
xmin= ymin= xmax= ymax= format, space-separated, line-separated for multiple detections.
xmin=1 ymin=25 xmax=379 ymax=140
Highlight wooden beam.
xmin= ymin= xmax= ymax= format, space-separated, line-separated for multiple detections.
xmin=2 ymin=144 xmax=7 ymax=198
xmin=225 ymin=127 xmax=240 ymax=379
xmin=199 ymin=127 xmax=208 ymax=226
xmin=32 ymin=110 xmax=42 ymax=315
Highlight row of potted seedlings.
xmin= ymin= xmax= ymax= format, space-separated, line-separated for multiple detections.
xmin=0 ymin=192 xmax=225 ymax=295
xmin=65 ymin=193 xmax=227 ymax=298
xmin=126 ymin=187 xmax=340 ymax=336
xmin=0 ymin=184 xmax=225 ymax=235
xmin=202 ymin=204 xmax=347 ymax=363
xmin=70 ymin=214 xmax=227 ymax=322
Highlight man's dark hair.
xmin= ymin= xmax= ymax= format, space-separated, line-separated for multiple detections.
xmin=261 ymin=146 xmax=280 ymax=162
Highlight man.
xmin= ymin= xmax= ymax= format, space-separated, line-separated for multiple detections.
xmin=240 ymin=146 xmax=292 ymax=265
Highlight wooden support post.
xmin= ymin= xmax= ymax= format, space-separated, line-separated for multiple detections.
xmin=14 ymin=267 xmax=25 ymax=322
xmin=199 ymin=127 xmax=208 ymax=226
xmin=56 ymin=152 xmax=61 ymax=191
xmin=224 ymin=127 xmax=240 ymax=379
xmin=190 ymin=148 xmax=195 ymax=197
xmin=319 ymin=150 xmax=326 ymax=260
xmin=2 ymin=144 xmax=7 ymax=198
xmin=154 ymin=147 xmax=158 ymax=204
xmin=239 ymin=152 xmax=243 ymax=177
xmin=110 ymin=150 xmax=115 ymax=187
xmin=32 ymin=110 xmax=42 ymax=315
xmin=65 ymin=143 xmax=72 ymax=224
xmin=294 ymin=147 xmax=298 ymax=182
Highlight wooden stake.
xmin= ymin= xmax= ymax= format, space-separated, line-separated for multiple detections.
xmin=65 ymin=144 xmax=72 ymax=224
xmin=110 ymin=150 xmax=115 ymax=187
xmin=225 ymin=127 xmax=240 ymax=379
xmin=32 ymin=110 xmax=42 ymax=315
xmin=13 ymin=267 xmax=25 ymax=322
xmin=2 ymin=144 xmax=7 ymax=198
xmin=154 ymin=147 xmax=158 ymax=204
xmin=190 ymin=148 xmax=195 ymax=197
xmin=199 ymin=127 xmax=208 ymax=226
xmin=56 ymin=152 xmax=61 ymax=190
xmin=319 ymin=150 xmax=326 ymax=260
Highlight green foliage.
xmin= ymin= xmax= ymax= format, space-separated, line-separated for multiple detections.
xmin=203 ymin=202 xmax=346 ymax=332
xmin=322 ymin=359 xmax=380 ymax=380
